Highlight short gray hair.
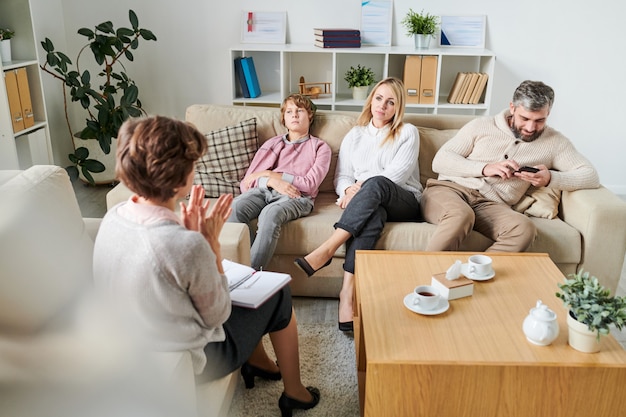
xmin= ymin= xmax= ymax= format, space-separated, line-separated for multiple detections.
xmin=512 ymin=80 xmax=555 ymax=111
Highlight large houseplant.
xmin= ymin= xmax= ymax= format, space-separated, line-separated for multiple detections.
xmin=40 ymin=10 xmax=156 ymax=184
xmin=344 ymin=64 xmax=375 ymax=100
xmin=401 ymin=9 xmax=439 ymax=49
xmin=556 ymin=270 xmax=626 ymax=352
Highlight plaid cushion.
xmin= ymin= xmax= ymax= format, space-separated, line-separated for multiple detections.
xmin=195 ymin=118 xmax=259 ymax=197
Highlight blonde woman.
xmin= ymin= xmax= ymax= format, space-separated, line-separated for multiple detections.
xmin=295 ymin=77 xmax=423 ymax=331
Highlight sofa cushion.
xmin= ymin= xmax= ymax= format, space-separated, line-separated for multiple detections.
xmin=417 ymin=127 xmax=459 ymax=186
xmin=309 ymin=113 xmax=359 ymax=193
xmin=513 ymin=186 xmax=562 ymax=219
xmin=194 ymin=118 xmax=259 ymax=197
xmin=0 ymin=166 xmax=94 ymax=333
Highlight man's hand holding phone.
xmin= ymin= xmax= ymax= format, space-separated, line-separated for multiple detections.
xmin=514 ymin=164 xmax=550 ymax=187
xmin=516 ymin=166 xmax=540 ymax=173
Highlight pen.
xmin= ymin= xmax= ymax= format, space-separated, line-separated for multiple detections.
xmin=242 ymin=273 xmax=262 ymax=289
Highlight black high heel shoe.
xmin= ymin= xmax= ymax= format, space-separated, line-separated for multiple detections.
xmin=294 ymin=257 xmax=331 ymax=277
xmin=338 ymin=321 xmax=354 ymax=332
xmin=240 ymin=362 xmax=281 ymax=389
xmin=278 ymin=386 xmax=321 ymax=417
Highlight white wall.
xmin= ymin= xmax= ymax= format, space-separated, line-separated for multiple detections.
xmin=35 ymin=0 xmax=625 ymax=194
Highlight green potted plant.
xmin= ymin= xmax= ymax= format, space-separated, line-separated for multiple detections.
xmin=344 ymin=64 xmax=376 ymax=100
xmin=40 ymin=10 xmax=156 ymax=184
xmin=556 ymin=270 xmax=626 ymax=352
xmin=401 ymin=9 xmax=439 ymax=49
xmin=0 ymin=27 xmax=15 ymax=62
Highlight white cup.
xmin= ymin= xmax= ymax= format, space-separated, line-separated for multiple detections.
xmin=412 ymin=285 xmax=441 ymax=310
xmin=468 ymin=254 xmax=493 ymax=277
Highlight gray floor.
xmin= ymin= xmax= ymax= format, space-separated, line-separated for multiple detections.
xmin=73 ymin=181 xmax=626 ymax=346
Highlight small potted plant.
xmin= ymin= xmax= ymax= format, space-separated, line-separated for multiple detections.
xmin=0 ymin=27 xmax=15 ymax=62
xmin=344 ymin=64 xmax=375 ymax=100
xmin=401 ymin=9 xmax=439 ymax=49
xmin=556 ymin=270 xmax=626 ymax=352
xmin=40 ymin=10 xmax=156 ymax=184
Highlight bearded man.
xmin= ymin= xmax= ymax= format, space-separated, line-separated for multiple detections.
xmin=421 ymin=80 xmax=599 ymax=252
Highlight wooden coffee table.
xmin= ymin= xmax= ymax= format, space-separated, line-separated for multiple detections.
xmin=354 ymin=251 xmax=626 ymax=417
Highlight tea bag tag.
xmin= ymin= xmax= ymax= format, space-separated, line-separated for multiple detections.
xmin=445 ymin=260 xmax=462 ymax=280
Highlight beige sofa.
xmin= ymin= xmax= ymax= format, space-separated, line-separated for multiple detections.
xmin=107 ymin=104 xmax=626 ymax=295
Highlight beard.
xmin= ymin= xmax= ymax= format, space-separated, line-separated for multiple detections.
xmin=510 ymin=122 xmax=543 ymax=142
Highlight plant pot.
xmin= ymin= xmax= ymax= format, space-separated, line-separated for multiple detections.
xmin=566 ymin=311 xmax=602 ymax=353
xmin=0 ymin=39 xmax=12 ymax=62
xmin=75 ymin=138 xmax=118 ymax=185
xmin=413 ymin=34 xmax=431 ymax=49
xmin=352 ymin=85 xmax=370 ymax=101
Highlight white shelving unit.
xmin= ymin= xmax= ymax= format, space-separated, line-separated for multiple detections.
xmin=230 ymin=44 xmax=495 ymax=115
xmin=0 ymin=0 xmax=52 ymax=170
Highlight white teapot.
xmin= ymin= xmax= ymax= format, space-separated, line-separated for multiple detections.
xmin=522 ymin=300 xmax=559 ymax=346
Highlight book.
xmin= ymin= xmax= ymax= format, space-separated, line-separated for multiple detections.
xmin=222 ymin=259 xmax=291 ymax=309
xmin=403 ymin=55 xmax=422 ymax=104
xmin=431 ymin=272 xmax=474 ymax=301
xmin=3 ymin=69 xmax=25 ymax=133
xmin=419 ymin=55 xmax=438 ymax=104
xmin=447 ymin=72 xmax=465 ymax=103
xmin=234 ymin=58 xmax=250 ymax=98
xmin=314 ymin=34 xmax=361 ymax=42
xmin=454 ymin=72 xmax=472 ymax=104
xmin=15 ymin=67 xmax=34 ymax=129
xmin=313 ymin=28 xmax=360 ymax=37
xmin=470 ymin=73 xmax=489 ymax=104
xmin=461 ymin=72 xmax=480 ymax=104
xmin=314 ymin=40 xmax=361 ymax=48
xmin=240 ymin=57 xmax=261 ymax=98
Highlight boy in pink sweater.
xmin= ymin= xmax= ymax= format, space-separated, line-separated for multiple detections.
xmin=228 ymin=94 xmax=331 ymax=270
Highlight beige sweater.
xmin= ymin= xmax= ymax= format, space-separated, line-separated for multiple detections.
xmin=432 ymin=109 xmax=599 ymax=205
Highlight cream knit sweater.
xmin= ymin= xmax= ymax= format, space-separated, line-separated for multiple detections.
xmin=432 ymin=109 xmax=599 ymax=205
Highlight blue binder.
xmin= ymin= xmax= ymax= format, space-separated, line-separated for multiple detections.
xmin=240 ymin=57 xmax=261 ymax=98
xmin=234 ymin=58 xmax=250 ymax=98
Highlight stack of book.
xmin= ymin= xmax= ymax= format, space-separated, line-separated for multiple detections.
xmin=447 ymin=72 xmax=489 ymax=105
xmin=313 ymin=28 xmax=361 ymax=48
xmin=234 ymin=57 xmax=262 ymax=99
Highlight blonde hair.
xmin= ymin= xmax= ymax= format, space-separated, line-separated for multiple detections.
xmin=356 ymin=77 xmax=406 ymax=145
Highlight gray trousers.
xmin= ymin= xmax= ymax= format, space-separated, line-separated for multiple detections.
xmin=228 ymin=188 xmax=314 ymax=270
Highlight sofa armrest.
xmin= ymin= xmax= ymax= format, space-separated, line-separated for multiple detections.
xmin=83 ymin=218 xmax=102 ymax=242
xmin=560 ymin=186 xmax=626 ymax=292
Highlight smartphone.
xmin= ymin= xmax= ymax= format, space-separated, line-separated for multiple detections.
xmin=517 ymin=166 xmax=539 ymax=173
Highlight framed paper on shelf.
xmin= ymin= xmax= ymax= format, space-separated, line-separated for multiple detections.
xmin=439 ymin=15 xmax=486 ymax=48
xmin=241 ymin=11 xmax=287 ymax=44
xmin=360 ymin=0 xmax=393 ymax=46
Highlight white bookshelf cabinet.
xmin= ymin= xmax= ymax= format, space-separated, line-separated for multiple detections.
xmin=0 ymin=0 xmax=52 ymax=170
xmin=230 ymin=44 xmax=495 ymax=115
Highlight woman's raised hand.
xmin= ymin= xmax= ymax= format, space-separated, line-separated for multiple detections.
xmin=181 ymin=184 xmax=210 ymax=232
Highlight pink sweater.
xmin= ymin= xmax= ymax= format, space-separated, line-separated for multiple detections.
xmin=241 ymin=134 xmax=331 ymax=199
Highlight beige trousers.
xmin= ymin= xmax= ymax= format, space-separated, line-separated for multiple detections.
xmin=421 ymin=179 xmax=536 ymax=252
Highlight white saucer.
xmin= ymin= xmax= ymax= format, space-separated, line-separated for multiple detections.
xmin=403 ymin=293 xmax=450 ymax=315
xmin=460 ymin=263 xmax=495 ymax=281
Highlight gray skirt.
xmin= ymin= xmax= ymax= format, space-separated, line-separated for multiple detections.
xmin=198 ymin=285 xmax=292 ymax=382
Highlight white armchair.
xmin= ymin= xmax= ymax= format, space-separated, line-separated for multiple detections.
xmin=0 ymin=166 xmax=245 ymax=417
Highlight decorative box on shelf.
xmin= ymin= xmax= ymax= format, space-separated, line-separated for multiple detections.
xmin=431 ymin=272 xmax=474 ymax=300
